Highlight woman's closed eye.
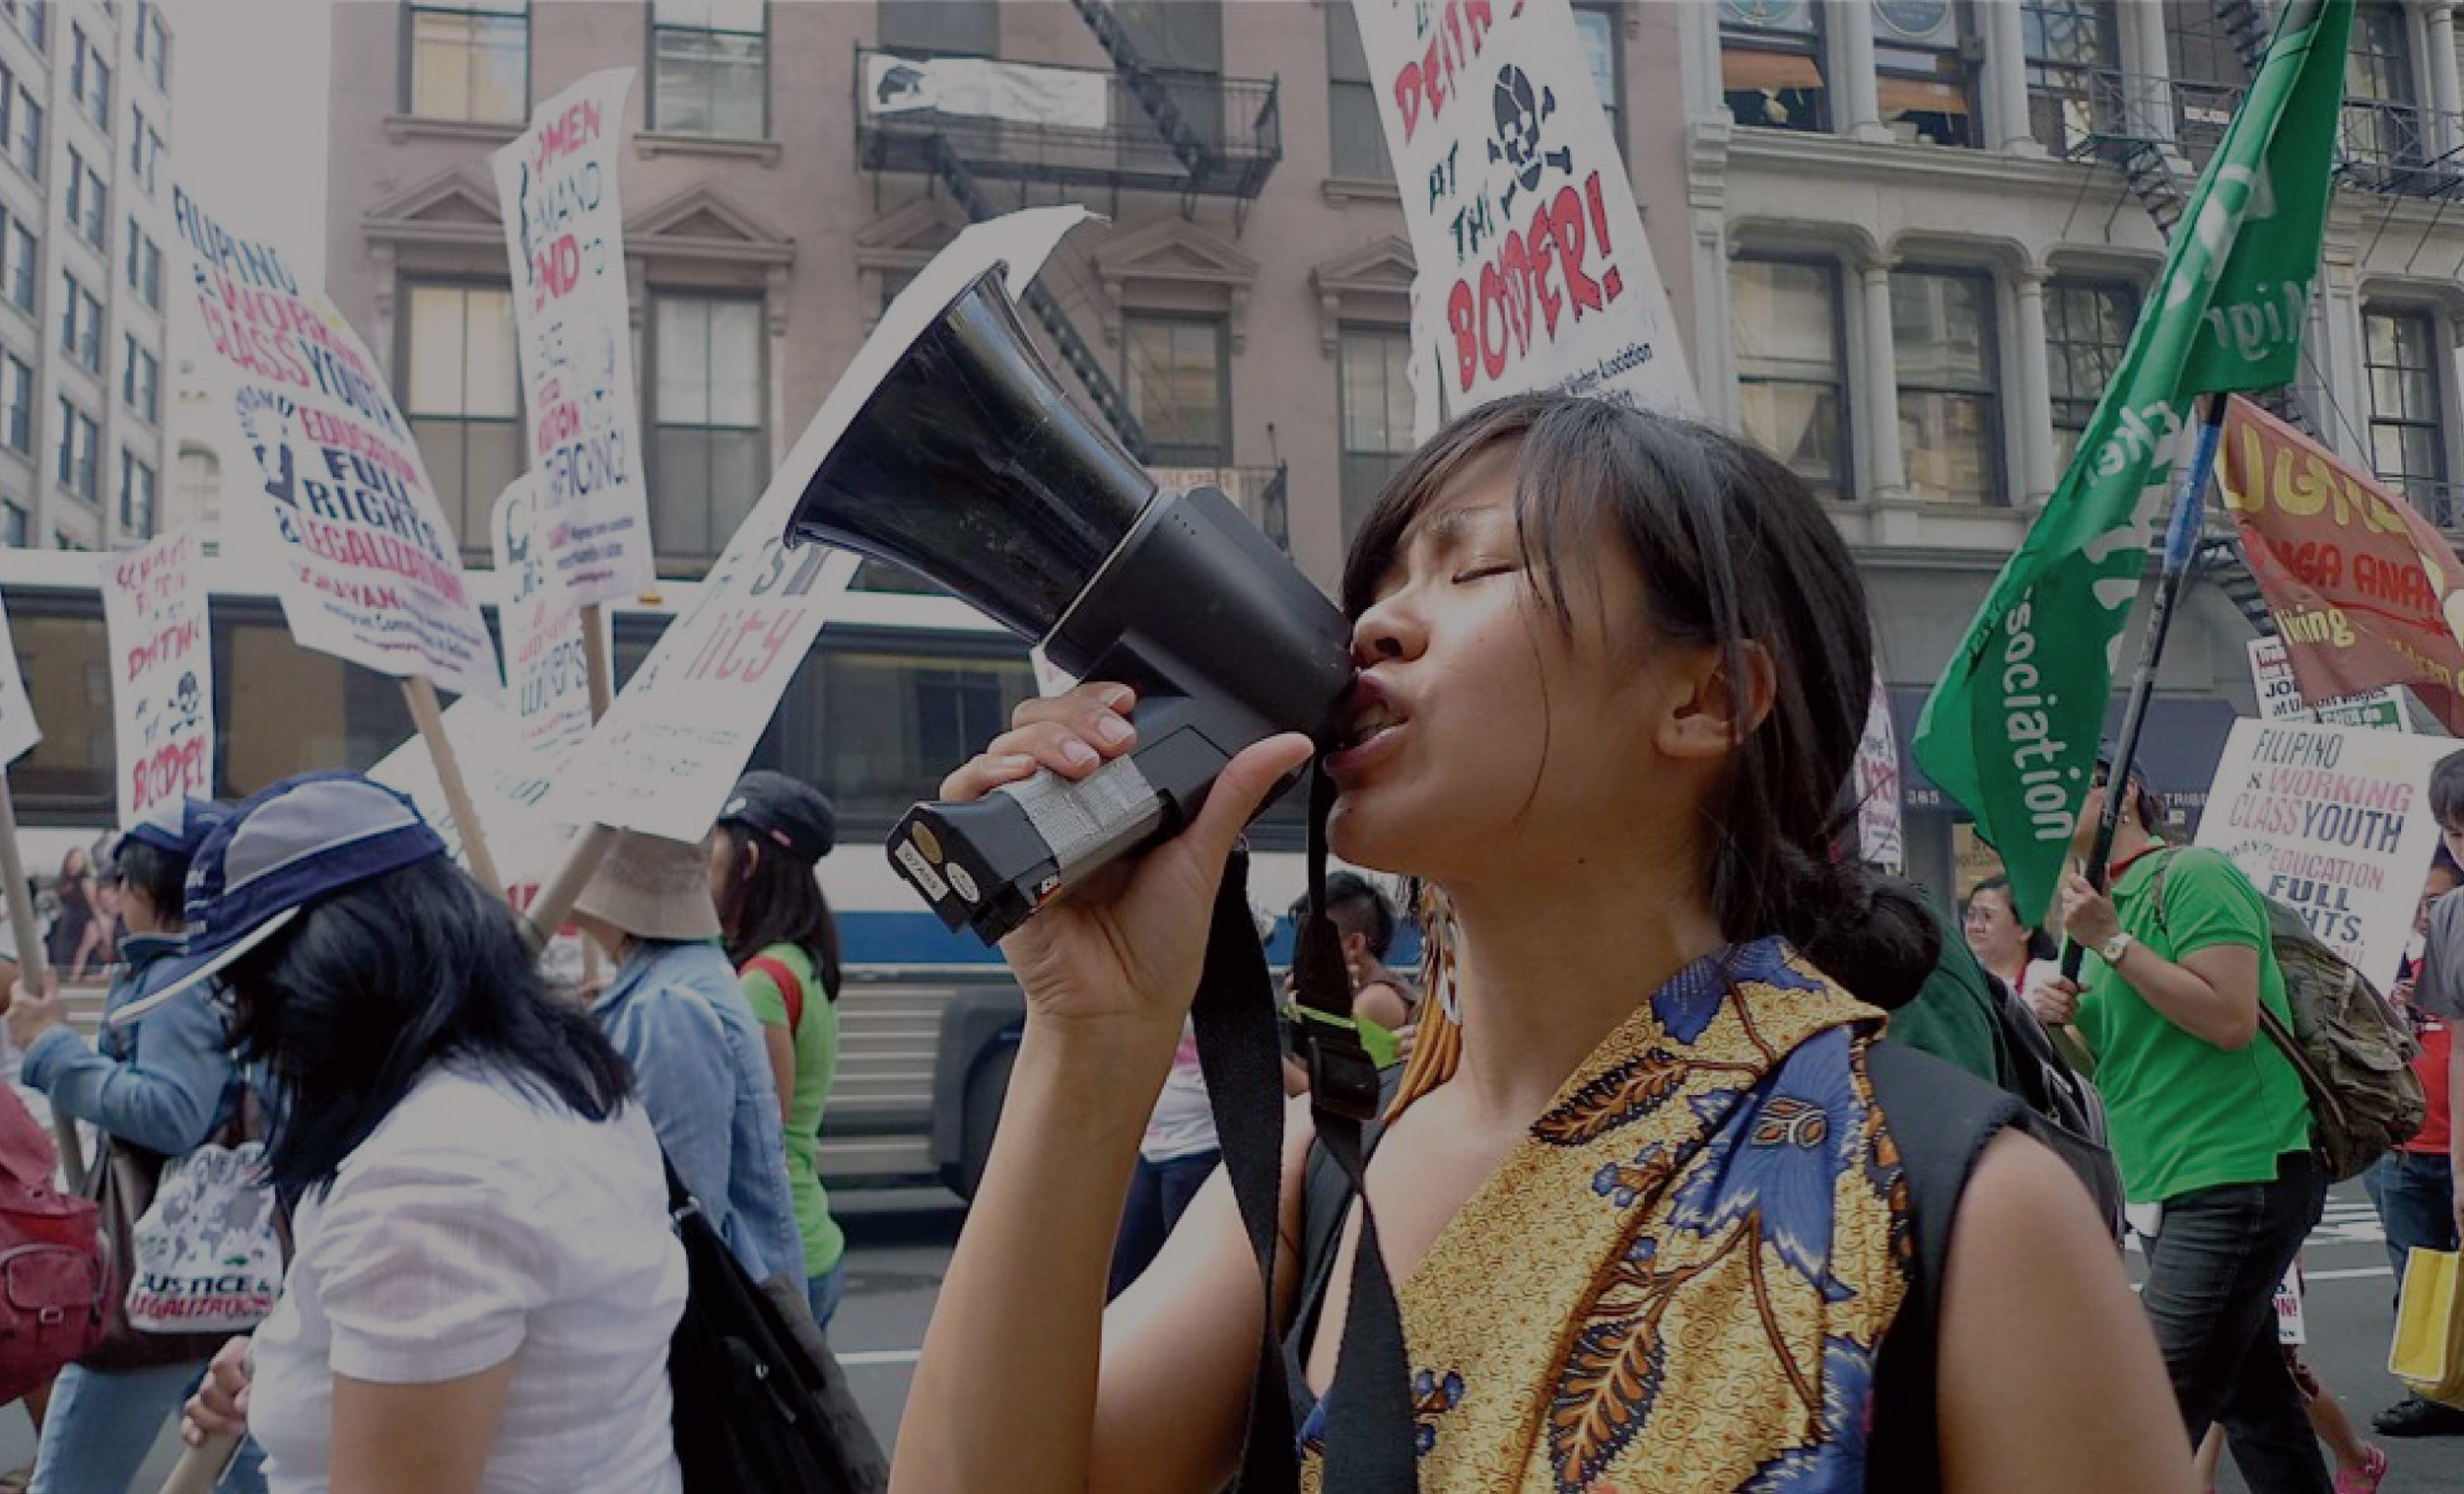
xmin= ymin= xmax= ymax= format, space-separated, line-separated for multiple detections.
xmin=1450 ymin=557 xmax=1521 ymax=584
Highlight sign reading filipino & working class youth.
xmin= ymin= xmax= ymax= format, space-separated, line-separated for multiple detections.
xmin=171 ymin=187 xmax=500 ymax=701
xmin=2195 ymin=717 xmax=2454 ymax=992
xmin=491 ymin=474 xmax=596 ymax=768
xmin=493 ymin=69 xmax=653 ymax=606
xmin=102 ymin=532 xmax=214 ymax=825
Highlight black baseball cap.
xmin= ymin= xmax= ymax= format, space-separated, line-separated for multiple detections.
xmin=719 ymin=771 xmax=838 ymax=864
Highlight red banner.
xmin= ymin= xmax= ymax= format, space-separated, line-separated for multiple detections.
xmin=2219 ymin=395 xmax=2464 ymax=732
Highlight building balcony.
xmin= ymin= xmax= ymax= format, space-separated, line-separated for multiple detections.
xmin=1151 ymin=462 xmax=1289 ymax=551
xmin=854 ymin=47 xmax=1281 ymax=203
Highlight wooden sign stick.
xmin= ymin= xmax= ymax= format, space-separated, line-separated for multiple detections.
xmin=400 ymin=676 xmax=506 ymax=904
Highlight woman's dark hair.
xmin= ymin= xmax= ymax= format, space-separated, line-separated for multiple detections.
xmin=2432 ymin=749 xmax=2464 ymax=831
xmin=224 ymin=855 xmax=633 ymax=1200
xmin=1961 ymin=875 xmax=2057 ymax=963
xmin=714 ymin=825 xmax=843 ymax=999
xmin=1340 ymin=394 xmax=1941 ymax=1007
xmin=112 ymin=838 xmax=187 ymax=920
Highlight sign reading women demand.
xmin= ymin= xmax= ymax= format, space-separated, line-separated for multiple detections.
xmin=493 ymin=69 xmax=652 ymax=606
xmin=101 ymin=532 xmax=214 ymax=825
xmin=172 ymin=187 xmax=500 ymax=701
xmin=2195 ymin=717 xmax=2455 ymax=992
xmin=1347 ymin=0 xmax=1693 ymax=421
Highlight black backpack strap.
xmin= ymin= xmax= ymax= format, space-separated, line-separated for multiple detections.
xmin=1281 ymin=1066 xmax=1405 ymax=1430
xmin=1864 ymin=1039 xmax=2028 ymax=1494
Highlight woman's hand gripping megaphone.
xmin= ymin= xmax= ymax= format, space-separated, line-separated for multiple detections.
xmin=940 ymin=681 xmax=1313 ymax=1051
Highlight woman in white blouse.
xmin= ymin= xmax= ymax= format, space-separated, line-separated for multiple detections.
xmin=147 ymin=773 xmax=687 ymax=1494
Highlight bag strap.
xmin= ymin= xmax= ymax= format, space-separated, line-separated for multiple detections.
xmin=743 ymin=954 xmax=805 ymax=1039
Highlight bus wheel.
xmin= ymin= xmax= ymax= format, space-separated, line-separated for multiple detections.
xmin=955 ymin=1041 xmax=1017 ymax=1203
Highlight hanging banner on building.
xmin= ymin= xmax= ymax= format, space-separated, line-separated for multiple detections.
xmin=1347 ymin=0 xmax=1695 ymax=430
xmin=2246 ymin=636 xmax=2408 ymax=731
xmin=2195 ymin=717 xmax=2453 ymax=993
xmin=0 ymin=590 xmax=36 ymax=768
xmin=171 ymin=187 xmax=500 ymax=701
xmin=864 ymin=54 xmax=1111 ymax=129
xmin=1855 ymin=675 xmax=1904 ymax=871
xmin=492 ymin=68 xmax=653 ymax=606
xmin=564 ymin=206 xmax=1091 ymax=842
xmin=490 ymin=474 xmax=596 ymax=769
xmin=101 ymin=532 xmax=214 ymax=826
xmin=2221 ymin=395 xmax=2464 ymax=734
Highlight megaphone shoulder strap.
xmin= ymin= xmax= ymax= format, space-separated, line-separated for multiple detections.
xmin=1191 ymin=768 xmax=1418 ymax=1493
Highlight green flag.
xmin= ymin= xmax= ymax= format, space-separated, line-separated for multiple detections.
xmin=1912 ymin=0 xmax=2353 ymax=925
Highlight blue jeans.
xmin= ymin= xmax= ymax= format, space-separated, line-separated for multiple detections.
xmin=807 ymin=1260 xmax=846 ymax=1335
xmin=1107 ymin=1149 xmax=1221 ymax=1300
xmin=2364 ymin=1149 xmax=2457 ymax=1283
xmin=2140 ymin=1150 xmax=2331 ymax=1494
xmin=30 ymin=1359 xmax=267 ymax=1494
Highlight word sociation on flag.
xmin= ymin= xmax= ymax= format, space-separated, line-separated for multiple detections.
xmin=1347 ymin=0 xmax=1693 ymax=424
xmin=2196 ymin=716 xmax=2450 ymax=992
xmin=492 ymin=69 xmax=654 ymax=606
xmin=559 ymin=207 xmax=1091 ymax=843
xmin=492 ymin=473 xmax=597 ymax=770
xmin=101 ymin=531 xmax=215 ymax=826
xmin=172 ymin=186 xmax=501 ymax=703
xmin=1914 ymin=0 xmax=2354 ymax=925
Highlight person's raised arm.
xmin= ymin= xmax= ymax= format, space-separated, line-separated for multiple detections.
xmin=893 ymin=684 xmax=1314 ymax=1494
xmin=2060 ymin=868 xmax=2260 ymax=1051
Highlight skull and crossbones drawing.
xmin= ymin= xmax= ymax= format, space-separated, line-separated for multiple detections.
xmin=168 ymin=670 xmax=201 ymax=735
xmin=1488 ymin=65 xmax=1570 ymax=218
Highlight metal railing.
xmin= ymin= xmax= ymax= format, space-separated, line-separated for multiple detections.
xmin=854 ymin=47 xmax=1281 ymax=202
xmin=1151 ymin=463 xmax=1290 ymax=552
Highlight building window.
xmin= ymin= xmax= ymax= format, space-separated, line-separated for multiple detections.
xmin=174 ymin=445 xmax=216 ymax=541
xmin=15 ymin=88 xmax=40 ymax=178
xmin=1336 ymin=324 xmax=1412 ymax=539
xmin=136 ymin=2 xmax=168 ymax=91
xmin=0 ymin=2 xmax=44 ymax=51
xmin=1731 ymin=256 xmax=1849 ymax=499
xmin=55 ymin=396 xmax=95 ymax=501
xmin=122 ymin=335 xmax=158 ymax=423
xmin=1326 ymin=2 xmax=1392 ymax=181
xmin=1892 ymin=267 xmax=2001 ymax=505
xmin=1571 ymin=3 xmax=1620 ymax=144
xmin=69 ymin=24 xmax=107 ymax=130
xmin=1123 ymin=314 xmax=1227 ymax=466
xmin=405 ymin=1 xmax=528 ymax=123
xmin=2021 ymin=1 xmax=2118 ymax=157
xmin=129 ymin=111 xmax=160 ymax=196
xmin=4 ymin=221 xmax=32 ymax=313
xmin=650 ymin=0 xmax=766 ymax=138
xmin=1116 ymin=0 xmax=1221 ymax=72
xmin=124 ymin=222 xmax=159 ymax=309
xmin=2044 ymin=277 xmax=2137 ymax=469
xmin=650 ymin=293 xmax=766 ymax=565
xmin=876 ymin=0 xmax=997 ymax=57
xmin=2363 ymin=306 xmax=2447 ymax=519
xmin=1874 ymin=0 xmax=1977 ymax=147
xmin=65 ymin=149 xmax=103 ymax=247
xmin=2345 ymin=1 xmax=2423 ymax=172
xmin=59 ymin=272 xmax=99 ymax=371
xmin=1719 ymin=0 xmax=1827 ymax=133
xmin=118 ymin=449 xmax=154 ymax=535
xmin=1 ymin=501 xmax=23 ymax=547
xmin=403 ymin=281 xmax=520 ymax=555
xmin=2 ymin=355 xmax=31 ymax=453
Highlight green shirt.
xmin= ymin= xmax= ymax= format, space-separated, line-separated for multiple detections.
xmin=740 ymin=942 xmax=846 ymax=1277
xmin=2077 ymin=847 xmax=2312 ymax=1204
xmin=1889 ymin=893 xmax=2013 ymax=1088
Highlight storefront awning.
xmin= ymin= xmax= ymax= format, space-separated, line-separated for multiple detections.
xmin=1883 ymin=691 xmax=2242 ymax=813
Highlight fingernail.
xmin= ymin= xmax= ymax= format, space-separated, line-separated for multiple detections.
xmin=995 ymin=754 xmax=1038 ymax=775
xmin=1104 ymin=684 xmax=1135 ymax=711
xmin=1094 ymin=714 xmax=1133 ymax=748
xmin=1061 ymin=740 xmax=1099 ymax=770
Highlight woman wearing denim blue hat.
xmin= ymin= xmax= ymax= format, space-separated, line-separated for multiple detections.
xmin=6 ymin=799 xmax=269 ymax=1494
xmin=156 ymin=773 xmax=685 ymax=1493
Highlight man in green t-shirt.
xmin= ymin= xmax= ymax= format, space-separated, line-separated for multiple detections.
xmin=2026 ymin=760 xmax=2327 ymax=1494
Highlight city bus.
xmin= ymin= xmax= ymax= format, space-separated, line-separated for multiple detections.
xmin=0 ymin=543 xmax=1343 ymax=1196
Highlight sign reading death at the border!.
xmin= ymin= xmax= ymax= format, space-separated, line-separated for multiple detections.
xmin=172 ymin=188 xmax=499 ymax=701
xmin=491 ymin=474 xmax=595 ymax=769
xmin=2196 ymin=716 xmax=2453 ymax=993
xmin=1348 ymin=0 xmax=1695 ymax=419
xmin=493 ymin=69 xmax=652 ymax=605
xmin=102 ymin=532 xmax=214 ymax=825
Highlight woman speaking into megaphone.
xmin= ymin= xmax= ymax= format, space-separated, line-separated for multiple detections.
xmin=895 ymin=395 xmax=2192 ymax=1494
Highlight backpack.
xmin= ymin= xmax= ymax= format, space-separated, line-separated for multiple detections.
xmin=2151 ymin=850 xmax=2424 ymax=1182
xmin=0 ymin=1087 xmax=106 ymax=1400
xmin=661 ymin=1157 xmax=885 ymax=1494
xmin=1984 ymin=977 xmax=2126 ymax=1239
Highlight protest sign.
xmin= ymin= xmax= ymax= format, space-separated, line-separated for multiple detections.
xmin=1855 ymin=676 xmax=1904 ymax=871
xmin=2246 ymin=637 xmax=2407 ymax=731
xmin=2222 ymin=395 xmax=2464 ymax=733
xmin=172 ymin=188 xmax=500 ymax=702
xmin=491 ymin=474 xmax=596 ymax=767
xmin=1347 ymin=0 xmax=1694 ymax=427
xmin=0 ymin=591 xmax=80 ymax=1177
xmin=2195 ymin=717 xmax=2455 ymax=992
xmin=560 ymin=206 xmax=1091 ymax=844
xmin=102 ymin=532 xmax=215 ymax=826
xmin=493 ymin=69 xmax=652 ymax=605
xmin=0 ymin=590 xmax=34 ymax=770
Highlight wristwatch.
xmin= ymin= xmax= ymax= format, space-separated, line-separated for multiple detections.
xmin=2099 ymin=930 xmax=2135 ymax=965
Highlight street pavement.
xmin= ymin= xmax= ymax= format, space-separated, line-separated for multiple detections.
xmin=19 ymin=1181 xmax=2464 ymax=1490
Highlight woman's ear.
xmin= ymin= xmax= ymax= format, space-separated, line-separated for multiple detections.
xmin=1655 ymin=641 xmax=1776 ymax=762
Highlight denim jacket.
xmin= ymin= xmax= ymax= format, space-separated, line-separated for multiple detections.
xmin=595 ymin=939 xmax=802 ymax=1282
xmin=21 ymin=930 xmax=239 ymax=1157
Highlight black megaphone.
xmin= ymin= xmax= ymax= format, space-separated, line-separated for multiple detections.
xmin=783 ymin=267 xmax=1355 ymax=943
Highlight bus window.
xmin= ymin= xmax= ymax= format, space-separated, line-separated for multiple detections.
xmin=813 ymin=645 xmax=1036 ymax=830
xmin=13 ymin=607 xmax=112 ymax=811
xmin=216 ymin=617 xmax=415 ymax=794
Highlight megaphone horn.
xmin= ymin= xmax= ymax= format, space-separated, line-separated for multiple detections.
xmin=785 ymin=267 xmax=1354 ymax=943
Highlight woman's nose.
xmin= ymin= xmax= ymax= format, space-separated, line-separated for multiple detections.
xmin=1350 ymin=592 xmax=1419 ymax=665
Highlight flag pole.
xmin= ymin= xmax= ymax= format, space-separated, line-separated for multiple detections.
xmin=2060 ymin=394 xmax=2230 ymax=981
